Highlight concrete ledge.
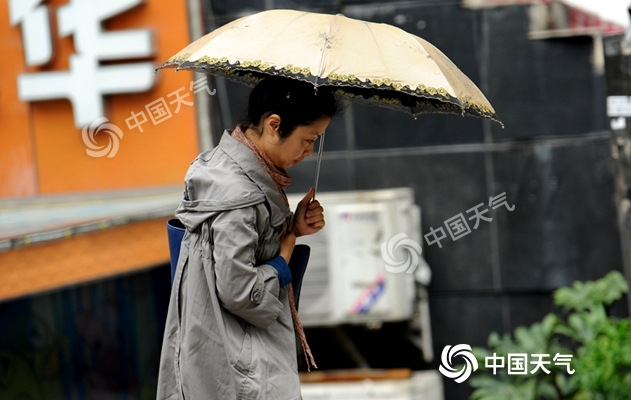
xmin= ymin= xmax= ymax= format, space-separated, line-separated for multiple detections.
xmin=300 ymin=369 xmax=444 ymax=400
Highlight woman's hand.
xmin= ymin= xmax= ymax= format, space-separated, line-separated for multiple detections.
xmin=292 ymin=187 xmax=325 ymax=237
xmin=279 ymin=221 xmax=296 ymax=263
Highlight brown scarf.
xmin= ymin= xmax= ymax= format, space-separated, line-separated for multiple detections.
xmin=232 ymin=126 xmax=317 ymax=371
xmin=232 ymin=125 xmax=291 ymax=192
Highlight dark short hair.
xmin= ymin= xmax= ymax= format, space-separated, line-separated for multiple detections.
xmin=247 ymin=77 xmax=341 ymax=139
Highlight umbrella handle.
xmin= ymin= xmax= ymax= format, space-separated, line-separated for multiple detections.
xmin=312 ymin=131 xmax=326 ymax=200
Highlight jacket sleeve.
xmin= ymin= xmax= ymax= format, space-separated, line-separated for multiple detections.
xmin=210 ymin=205 xmax=284 ymax=328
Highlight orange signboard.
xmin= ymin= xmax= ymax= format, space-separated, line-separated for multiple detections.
xmin=0 ymin=0 xmax=200 ymax=198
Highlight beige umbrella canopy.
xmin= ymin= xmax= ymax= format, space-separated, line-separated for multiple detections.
xmin=158 ymin=9 xmax=502 ymax=126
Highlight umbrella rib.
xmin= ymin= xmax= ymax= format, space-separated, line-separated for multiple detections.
xmin=364 ymin=22 xmax=390 ymax=85
xmin=187 ymin=16 xmax=248 ymax=62
xmin=192 ymin=11 xmax=314 ymax=75
xmin=405 ymin=33 xmax=462 ymax=108
xmin=257 ymin=12 xmax=314 ymax=76
xmin=315 ymin=13 xmax=339 ymax=86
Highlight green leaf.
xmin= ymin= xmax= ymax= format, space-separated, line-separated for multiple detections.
xmin=554 ymin=271 xmax=628 ymax=311
xmin=468 ymin=271 xmax=631 ymax=400
xmin=470 ymin=376 xmax=536 ymax=400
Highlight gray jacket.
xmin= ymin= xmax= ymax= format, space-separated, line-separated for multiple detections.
xmin=157 ymin=132 xmax=300 ymax=400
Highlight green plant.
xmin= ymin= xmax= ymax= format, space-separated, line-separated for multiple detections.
xmin=468 ymin=271 xmax=631 ymax=400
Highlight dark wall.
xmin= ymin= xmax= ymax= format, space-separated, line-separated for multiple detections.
xmin=0 ymin=265 xmax=171 ymax=400
xmin=203 ymin=1 xmax=624 ymax=399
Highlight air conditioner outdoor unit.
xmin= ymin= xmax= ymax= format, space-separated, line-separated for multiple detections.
xmin=287 ymin=187 xmax=428 ymax=328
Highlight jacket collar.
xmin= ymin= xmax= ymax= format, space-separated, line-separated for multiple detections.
xmin=219 ymin=131 xmax=290 ymax=226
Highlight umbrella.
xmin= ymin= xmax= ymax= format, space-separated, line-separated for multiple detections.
xmin=158 ymin=9 xmax=501 ymax=125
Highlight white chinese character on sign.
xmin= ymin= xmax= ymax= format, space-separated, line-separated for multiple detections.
xmin=553 ymin=353 xmax=575 ymax=375
xmin=466 ymin=203 xmax=492 ymax=229
xmin=444 ymin=213 xmax=471 ymax=241
xmin=530 ymin=354 xmax=551 ymax=374
xmin=489 ymin=192 xmax=515 ymax=211
xmin=8 ymin=0 xmax=53 ymax=66
xmin=507 ymin=354 xmax=528 ymax=375
xmin=146 ymin=98 xmax=173 ymax=125
xmin=168 ymin=87 xmax=195 ymax=113
xmin=11 ymin=0 xmax=155 ymax=128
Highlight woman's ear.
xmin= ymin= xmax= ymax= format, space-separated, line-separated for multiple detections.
xmin=263 ymin=114 xmax=282 ymax=141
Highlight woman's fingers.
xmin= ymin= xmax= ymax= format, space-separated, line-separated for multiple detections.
xmin=305 ymin=201 xmax=324 ymax=221
xmin=293 ymin=189 xmax=326 ymax=236
xmin=305 ymin=212 xmax=325 ymax=226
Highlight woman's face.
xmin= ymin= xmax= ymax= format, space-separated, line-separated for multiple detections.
xmin=265 ymin=114 xmax=331 ymax=169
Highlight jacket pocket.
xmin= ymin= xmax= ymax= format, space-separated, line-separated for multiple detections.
xmin=232 ymin=324 xmax=253 ymax=374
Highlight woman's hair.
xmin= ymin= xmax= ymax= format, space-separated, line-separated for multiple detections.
xmin=246 ymin=77 xmax=341 ymax=139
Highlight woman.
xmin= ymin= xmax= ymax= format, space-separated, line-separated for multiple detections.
xmin=157 ymin=77 xmax=340 ymax=400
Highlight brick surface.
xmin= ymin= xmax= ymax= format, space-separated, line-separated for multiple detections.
xmin=0 ymin=217 xmax=171 ymax=302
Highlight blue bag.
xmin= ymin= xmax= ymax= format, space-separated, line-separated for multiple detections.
xmin=288 ymin=244 xmax=310 ymax=310
xmin=166 ymin=218 xmax=186 ymax=284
